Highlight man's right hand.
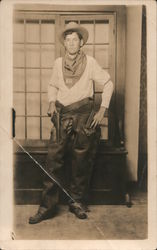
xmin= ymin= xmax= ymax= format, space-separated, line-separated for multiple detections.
xmin=47 ymin=101 xmax=57 ymax=118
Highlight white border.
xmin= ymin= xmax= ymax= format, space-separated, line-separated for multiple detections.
xmin=0 ymin=0 xmax=156 ymax=249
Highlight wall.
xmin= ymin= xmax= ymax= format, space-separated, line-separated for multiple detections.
xmin=125 ymin=6 xmax=142 ymax=181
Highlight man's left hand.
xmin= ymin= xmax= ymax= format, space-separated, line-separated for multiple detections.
xmin=90 ymin=106 xmax=106 ymax=129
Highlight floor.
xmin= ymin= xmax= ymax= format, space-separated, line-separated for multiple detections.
xmin=13 ymin=192 xmax=147 ymax=240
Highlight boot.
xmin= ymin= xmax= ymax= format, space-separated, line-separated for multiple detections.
xmin=69 ymin=202 xmax=87 ymax=219
xmin=29 ymin=207 xmax=57 ymax=224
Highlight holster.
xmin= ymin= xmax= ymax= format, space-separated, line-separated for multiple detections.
xmin=83 ymin=110 xmax=97 ymax=137
xmin=51 ymin=112 xmax=60 ymax=143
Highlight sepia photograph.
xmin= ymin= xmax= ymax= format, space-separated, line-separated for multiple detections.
xmin=0 ymin=0 xmax=156 ymax=249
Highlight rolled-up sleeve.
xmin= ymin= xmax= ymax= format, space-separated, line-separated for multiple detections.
xmin=48 ymin=60 xmax=59 ymax=103
xmin=92 ymin=58 xmax=114 ymax=108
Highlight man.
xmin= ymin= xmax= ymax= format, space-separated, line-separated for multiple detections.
xmin=29 ymin=22 xmax=113 ymax=224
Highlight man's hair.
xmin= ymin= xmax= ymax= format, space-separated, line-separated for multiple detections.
xmin=63 ymin=30 xmax=83 ymax=40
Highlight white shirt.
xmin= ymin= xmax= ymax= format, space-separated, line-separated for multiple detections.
xmin=48 ymin=55 xmax=113 ymax=108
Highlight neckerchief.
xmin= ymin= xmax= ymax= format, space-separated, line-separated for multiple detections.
xmin=62 ymin=50 xmax=87 ymax=89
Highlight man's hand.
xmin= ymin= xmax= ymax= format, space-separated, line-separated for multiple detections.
xmin=90 ymin=106 xmax=106 ymax=129
xmin=47 ymin=101 xmax=57 ymax=118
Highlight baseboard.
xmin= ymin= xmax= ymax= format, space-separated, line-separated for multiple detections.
xmin=14 ymin=188 xmax=126 ymax=205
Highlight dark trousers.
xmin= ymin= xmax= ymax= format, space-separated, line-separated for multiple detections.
xmin=39 ymin=99 xmax=101 ymax=214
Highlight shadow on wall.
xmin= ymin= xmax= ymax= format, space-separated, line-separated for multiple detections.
xmin=124 ymin=6 xmax=147 ymax=185
xmin=138 ymin=6 xmax=147 ymax=191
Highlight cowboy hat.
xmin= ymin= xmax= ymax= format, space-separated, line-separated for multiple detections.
xmin=59 ymin=22 xmax=89 ymax=45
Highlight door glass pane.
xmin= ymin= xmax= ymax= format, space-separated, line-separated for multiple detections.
xmin=27 ymin=93 xmax=40 ymax=115
xmin=13 ymin=69 xmax=25 ymax=92
xmin=14 ymin=93 xmax=25 ymax=115
xmin=100 ymin=118 xmax=108 ymax=140
xmin=80 ymin=21 xmax=94 ymax=44
xmin=65 ymin=20 xmax=78 ymax=24
xmin=13 ymin=20 xmax=24 ymax=43
xmin=26 ymin=20 xmax=40 ymax=43
xmin=95 ymin=45 xmax=109 ymax=68
xmin=15 ymin=117 xmax=25 ymax=139
xmin=41 ymin=20 xmax=55 ymax=43
xmin=41 ymin=93 xmax=48 ymax=116
xmin=100 ymin=126 xmax=108 ymax=140
xmin=42 ymin=117 xmax=52 ymax=139
xmin=27 ymin=117 xmax=40 ymax=139
xmin=83 ymin=45 xmax=93 ymax=57
xmin=26 ymin=45 xmax=40 ymax=67
xmin=26 ymin=69 xmax=40 ymax=92
xmin=95 ymin=20 xmax=109 ymax=44
xmin=13 ymin=44 xmax=25 ymax=67
xmin=41 ymin=69 xmax=52 ymax=92
xmin=41 ymin=45 xmax=55 ymax=68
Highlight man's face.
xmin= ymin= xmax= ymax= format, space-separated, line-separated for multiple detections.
xmin=64 ymin=32 xmax=83 ymax=55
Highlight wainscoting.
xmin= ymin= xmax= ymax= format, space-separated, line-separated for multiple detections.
xmin=14 ymin=145 xmax=128 ymax=205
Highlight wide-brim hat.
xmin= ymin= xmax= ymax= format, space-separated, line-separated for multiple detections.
xmin=59 ymin=22 xmax=89 ymax=45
